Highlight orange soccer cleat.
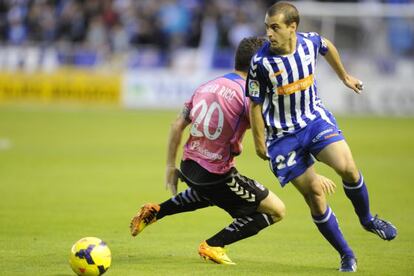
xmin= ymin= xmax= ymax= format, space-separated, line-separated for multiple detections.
xmin=130 ymin=203 xmax=160 ymax=237
xmin=198 ymin=241 xmax=236 ymax=265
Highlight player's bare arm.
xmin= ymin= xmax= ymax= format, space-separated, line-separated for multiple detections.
xmin=249 ymin=100 xmax=269 ymax=160
xmin=165 ymin=113 xmax=190 ymax=195
xmin=322 ymin=38 xmax=364 ymax=94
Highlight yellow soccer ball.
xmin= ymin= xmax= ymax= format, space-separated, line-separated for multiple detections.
xmin=69 ymin=237 xmax=111 ymax=276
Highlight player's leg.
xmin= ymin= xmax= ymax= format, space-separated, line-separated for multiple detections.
xmin=316 ymin=140 xmax=371 ymax=222
xmin=200 ymin=210 xmax=275 ymax=265
xmin=154 ymin=158 xmax=225 ymax=220
xmin=316 ymin=139 xmax=359 ymax=182
xmin=130 ymin=159 xmax=225 ymax=236
xmin=291 ymin=165 xmax=356 ymax=271
xmin=205 ymin=211 xmax=276 ymax=247
xmin=316 ymin=140 xmax=397 ymax=240
xmin=202 ymin=188 xmax=285 ymax=248
xmin=130 ymin=187 xmax=211 ymax=236
xmin=199 ymin=172 xmax=283 ymax=264
xmin=265 ymin=128 xmax=356 ymax=270
xmin=257 ymin=189 xmax=285 ymax=223
xmin=204 ymin=173 xmax=282 ymax=246
xmin=157 ymin=187 xmax=212 ymax=219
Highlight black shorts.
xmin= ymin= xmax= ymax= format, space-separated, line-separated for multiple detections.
xmin=180 ymin=159 xmax=269 ymax=218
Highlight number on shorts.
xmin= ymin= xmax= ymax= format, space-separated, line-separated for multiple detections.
xmin=190 ymin=100 xmax=224 ymax=141
xmin=275 ymin=151 xmax=297 ymax=170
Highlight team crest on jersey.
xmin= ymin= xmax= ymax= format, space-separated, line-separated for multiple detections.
xmin=248 ymin=80 xmax=260 ymax=97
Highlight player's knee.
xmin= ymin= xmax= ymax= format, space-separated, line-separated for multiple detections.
xmin=308 ymin=177 xmax=325 ymax=196
xmin=304 ymin=179 xmax=326 ymax=215
xmin=258 ymin=191 xmax=286 ymax=223
xmin=336 ymin=163 xmax=359 ymax=183
xmin=270 ymin=201 xmax=286 ymax=223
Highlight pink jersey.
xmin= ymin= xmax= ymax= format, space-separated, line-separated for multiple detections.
xmin=182 ymin=73 xmax=250 ymax=174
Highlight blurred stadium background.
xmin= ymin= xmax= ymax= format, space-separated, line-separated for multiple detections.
xmin=1 ymin=1 xmax=414 ymax=275
xmin=0 ymin=0 xmax=413 ymax=114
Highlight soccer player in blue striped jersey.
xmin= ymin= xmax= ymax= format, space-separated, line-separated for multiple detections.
xmin=246 ymin=2 xmax=397 ymax=272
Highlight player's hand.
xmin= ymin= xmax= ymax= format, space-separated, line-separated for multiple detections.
xmin=165 ymin=166 xmax=179 ymax=195
xmin=255 ymin=145 xmax=269 ymax=160
xmin=318 ymin=174 xmax=336 ymax=195
xmin=342 ymin=74 xmax=364 ymax=94
xmin=256 ymin=150 xmax=269 ymax=160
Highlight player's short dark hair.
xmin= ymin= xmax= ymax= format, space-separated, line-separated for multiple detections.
xmin=266 ymin=2 xmax=300 ymax=27
xmin=234 ymin=37 xmax=267 ymax=72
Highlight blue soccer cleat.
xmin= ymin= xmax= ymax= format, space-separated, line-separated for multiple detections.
xmin=363 ymin=215 xmax=397 ymax=241
xmin=339 ymin=255 xmax=357 ymax=272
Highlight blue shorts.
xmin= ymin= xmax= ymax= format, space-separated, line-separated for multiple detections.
xmin=267 ymin=115 xmax=344 ymax=186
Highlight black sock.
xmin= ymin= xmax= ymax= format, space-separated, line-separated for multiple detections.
xmin=156 ymin=188 xmax=211 ymax=220
xmin=206 ymin=212 xmax=274 ymax=247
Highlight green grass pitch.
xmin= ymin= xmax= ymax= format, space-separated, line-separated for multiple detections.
xmin=1 ymin=105 xmax=413 ymax=275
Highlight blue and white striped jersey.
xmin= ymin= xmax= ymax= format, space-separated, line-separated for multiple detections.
xmin=246 ymin=32 xmax=333 ymax=140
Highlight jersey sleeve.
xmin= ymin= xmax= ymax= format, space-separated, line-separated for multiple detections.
xmin=305 ymin=32 xmax=329 ymax=56
xmin=245 ymin=54 xmax=267 ymax=104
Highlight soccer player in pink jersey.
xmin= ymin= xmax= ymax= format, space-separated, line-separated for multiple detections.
xmin=130 ymin=37 xmax=335 ymax=265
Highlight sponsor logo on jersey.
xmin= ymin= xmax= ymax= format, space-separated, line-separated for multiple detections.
xmin=189 ymin=140 xmax=222 ymax=160
xmin=277 ymin=74 xmax=314 ymax=95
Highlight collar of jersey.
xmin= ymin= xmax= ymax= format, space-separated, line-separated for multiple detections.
xmin=223 ymin=72 xmax=244 ymax=81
